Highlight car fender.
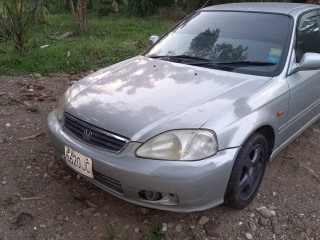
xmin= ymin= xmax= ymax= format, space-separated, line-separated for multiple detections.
xmin=202 ymin=77 xmax=290 ymax=152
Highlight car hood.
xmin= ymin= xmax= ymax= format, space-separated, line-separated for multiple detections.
xmin=65 ymin=56 xmax=271 ymax=141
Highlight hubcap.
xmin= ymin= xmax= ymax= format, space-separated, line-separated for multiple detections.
xmin=248 ymin=167 xmax=254 ymax=176
xmin=239 ymin=144 xmax=264 ymax=201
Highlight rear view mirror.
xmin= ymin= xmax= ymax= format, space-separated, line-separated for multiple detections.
xmin=149 ymin=35 xmax=160 ymax=45
xmin=298 ymin=53 xmax=320 ymax=71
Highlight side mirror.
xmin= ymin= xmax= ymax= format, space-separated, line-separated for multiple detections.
xmin=297 ymin=53 xmax=320 ymax=71
xmin=149 ymin=35 xmax=160 ymax=45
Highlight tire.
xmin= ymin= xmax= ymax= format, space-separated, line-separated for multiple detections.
xmin=224 ymin=132 xmax=269 ymax=209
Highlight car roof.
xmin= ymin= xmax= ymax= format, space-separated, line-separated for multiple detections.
xmin=202 ymin=3 xmax=320 ymax=16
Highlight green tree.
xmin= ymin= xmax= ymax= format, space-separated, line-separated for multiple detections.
xmin=2 ymin=0 xmax=54 ymax=52
xmin=3 ymin=0 xmax=33 ymax=52
xmin=31 ymin=0 xmax=55 ymax=24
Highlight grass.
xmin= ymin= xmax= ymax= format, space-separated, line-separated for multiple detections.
xmin=148 ymin=225 xmax=165 ymax=240
xmin=104 ymin=224 xmax=117 ymax=240
xmin=9 ymin=151 xmax=40 ymax=166
xmin=11 ymin=155 xmax=22 ymax=167
xmin=17 ymin=178 xmax=28 ymax=189
xmin=27 ymin=150 xmax=40 ymax=164
xmin=0 ymin=13 xmax=174 ymax=76
xmin=182 ymin=228 xmax=198 ymax=240
xmin=3 ymin=196 xmax=15 ymax=209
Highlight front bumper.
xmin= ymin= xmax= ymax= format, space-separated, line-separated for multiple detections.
xmin=47 ymin=110 xmax=240 ymax=212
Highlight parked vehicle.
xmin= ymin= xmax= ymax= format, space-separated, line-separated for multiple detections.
xmin=48 ymin=3 xmax=320 ymax=212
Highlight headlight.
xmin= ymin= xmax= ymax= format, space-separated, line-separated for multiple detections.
xmin=56 ymin=87 xmax=71 ymax=122
xmin=136 ymin=130 xmax=218 ymax=161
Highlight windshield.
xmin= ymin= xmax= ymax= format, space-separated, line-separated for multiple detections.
xmin=146 ymin=11 xmax=292 ymax=77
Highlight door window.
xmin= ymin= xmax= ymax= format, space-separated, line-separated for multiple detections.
xmin=296 ymin=13 xmax=320 ymax=63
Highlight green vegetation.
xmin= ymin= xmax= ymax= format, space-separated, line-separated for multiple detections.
xmin=9 ymin=150 xmax=40 ymax=166
xmin=11 ymin=155 xmax=22 ymax=166
xmin=182 ymin=228 xmax=198 ymax=240
xmin=17 ymin=177 xmax=28 ymax=189
xmin=3 ymin=196 xmax=16 ymax=209
xmin=104 ymin=224 xmax=117 ymax=240
xmin=149 ymin=225 xmax=165 ymax=240
xmin=1 ymin=0 xmax=56 ymax=52
xmin=0 ymin=13 xmax=173 ymax=75
xmin=28 ymin=150 xmax=40 ymax=164
xmin=1 ymin=0 xmax=309 ymax=76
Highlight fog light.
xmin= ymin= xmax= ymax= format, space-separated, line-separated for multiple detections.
xmin=139 ymin=190 xmax=162 ymax=201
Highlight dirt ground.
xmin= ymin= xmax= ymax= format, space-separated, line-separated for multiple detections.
xmin=0 ymin=74 xmax=319 ymax=240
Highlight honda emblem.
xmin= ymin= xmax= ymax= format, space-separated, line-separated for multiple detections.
xmin=83 ymin=129 xmax=92 ymax=141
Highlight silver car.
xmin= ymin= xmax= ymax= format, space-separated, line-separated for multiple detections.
xmin=47 ymin=3 xmax=320 ymax=212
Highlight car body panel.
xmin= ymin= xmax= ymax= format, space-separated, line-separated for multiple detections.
xmin=203 ymin=3 xmax=318 ymax=16
xmin=48 ymin=111 xmax=240 ymax=212
xmin=65 ymin=56 xmax=271 ymax=142
xmin=203 ymin=76 xmax=290 ymax=152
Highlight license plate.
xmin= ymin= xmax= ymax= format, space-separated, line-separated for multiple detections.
xmin=64 ymin=146 xmax=93 ymax=178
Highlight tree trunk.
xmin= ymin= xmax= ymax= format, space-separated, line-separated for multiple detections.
xmin=70 ymin=0 xmax=88 ymax=32
xmin=112 ymin=0 xmax=118 ymax=12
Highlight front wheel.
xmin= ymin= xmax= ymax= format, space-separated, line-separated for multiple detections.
xmin=224 ymin=133 xmax=269 ymax=209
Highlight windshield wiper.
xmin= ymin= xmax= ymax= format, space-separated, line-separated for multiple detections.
xmin=219 ymin=61 xmax=276 ymax=66
xmin=148 ymin=55 xmax=211 ymax=63
xmin=148 ymin=56 xmax=276 ymax=68
xmin=192 ymin=60 xmax=276 ymax=67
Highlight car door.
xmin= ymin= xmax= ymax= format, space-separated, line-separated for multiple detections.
xmin=284 ymin=10 xmax=320 ymax=138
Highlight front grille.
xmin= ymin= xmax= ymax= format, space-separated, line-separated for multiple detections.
xmin=64 ymin=113 xmax=129 ymax=153
xmin=93 ymin=171 xmax=123 ymax=194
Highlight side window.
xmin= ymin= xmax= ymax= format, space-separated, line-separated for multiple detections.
xmin=296 ymin=13 xmax=320 ymax=63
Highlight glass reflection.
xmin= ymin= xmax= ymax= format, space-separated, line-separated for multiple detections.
xmin=147 ymin=11 xmax=291 ymax=77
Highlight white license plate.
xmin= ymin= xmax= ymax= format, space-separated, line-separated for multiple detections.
xmin=64 ymin=146 xmax=93 ymax=178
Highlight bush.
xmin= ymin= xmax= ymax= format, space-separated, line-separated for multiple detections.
xmin=127 ymin=0 xmax=175 ymax=17
xmin=0 ymin=17 xmax=10 ymax=41
xmin=98 ymin=5 xmax=114 ymax=17
xmin=127 ymin=0 xmax=150 ymax=17
xmin=156 ymin=7 xmax=186 ymax=22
